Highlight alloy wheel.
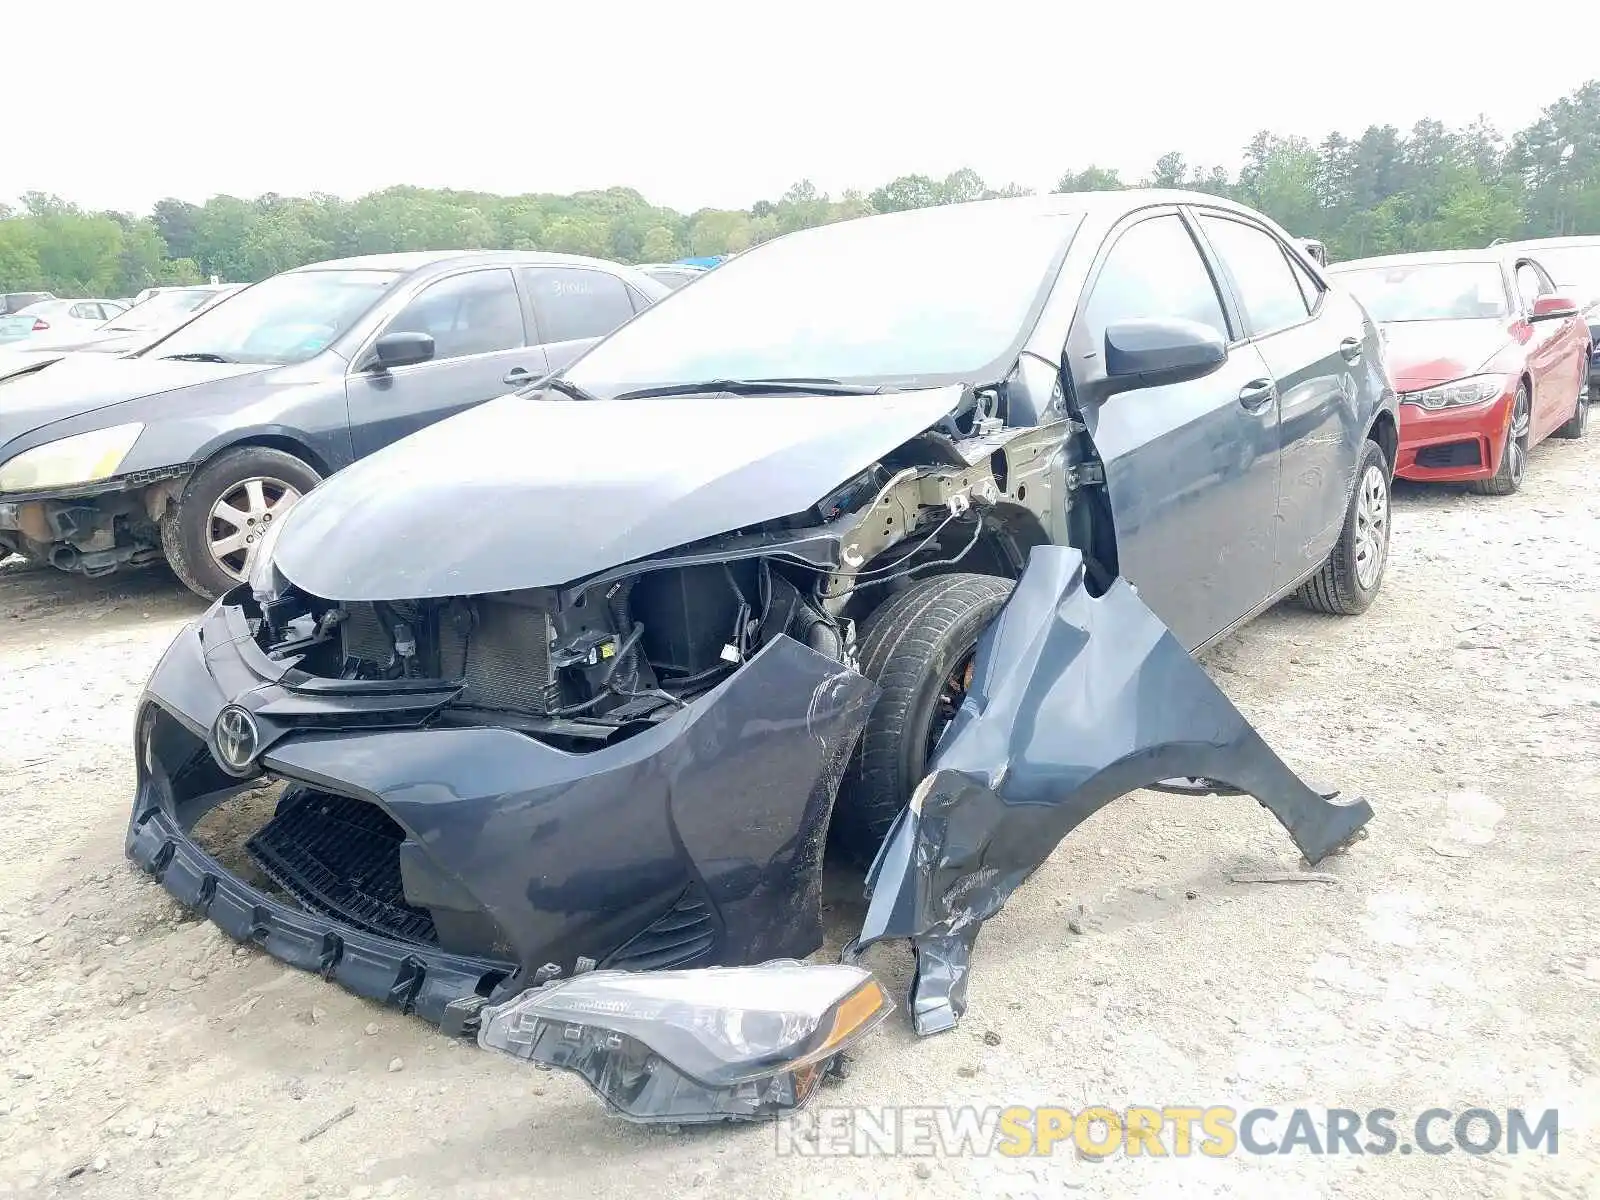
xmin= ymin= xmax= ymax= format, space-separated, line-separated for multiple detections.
xmin=207 ymin=476 xmax=301 ymax=581
xmin=1352 ymin=463 xmax=1388 ymax=591
xmin=1507 ymin=392 xmax=1531 ymax=487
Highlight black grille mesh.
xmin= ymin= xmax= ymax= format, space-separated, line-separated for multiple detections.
xmin=602 ymin=893 xmax=718 ymax=970
xmin=246 ymin=790 xmax=437 ymax=945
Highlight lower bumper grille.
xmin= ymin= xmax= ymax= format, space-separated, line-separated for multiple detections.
xmin=1415 ymin=440 xmax=1482 ymax=469
xmin=246 ymin=790 xmax=437 ymax=945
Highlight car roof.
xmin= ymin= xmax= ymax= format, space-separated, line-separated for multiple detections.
xmin=1494 ymin=235 xmax=1600 ymax=251
xmin=1327 ymin=249 xmax=1512 ymax=271
xmin=289 ymin=249 xmax=645 ymax=275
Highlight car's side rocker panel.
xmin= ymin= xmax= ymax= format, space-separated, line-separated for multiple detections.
xmin=848 ymin=545 xmax=1373 ymax=1035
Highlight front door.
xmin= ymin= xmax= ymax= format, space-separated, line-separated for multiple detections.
xmin=1067 ymin=209 xmax=1282 ymax=650
xmin=346 ymin=267 xmax=548 ymax=459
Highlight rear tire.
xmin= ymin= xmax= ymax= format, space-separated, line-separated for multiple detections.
xmin=1472 ymin=385 xmax=1530 ymax=496
xmin=831 ymin=573 xmax=1014 ymax=864
xmin=1296 ymin=439 xmax=1390 ymax=616
xmin=161 ymin=446 xmax=320 ymax=600
xmin=1554 ymin=380 xmax=1589 ymax=440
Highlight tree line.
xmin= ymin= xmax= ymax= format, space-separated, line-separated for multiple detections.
xmin=8 ymin=79 xmax=1600 ymax=297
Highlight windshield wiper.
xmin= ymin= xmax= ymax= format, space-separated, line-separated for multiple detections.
xmin=160 ymin=351 xmax=235 ymax=363
xmin=539 ymin=377 xmax=604 ymax=402
xmin=613 ymin=377 xmax=882 ymax=401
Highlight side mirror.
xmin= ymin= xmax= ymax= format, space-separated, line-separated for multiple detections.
xmin=368 ymin=330 xmax=435 ymax=370
xmin=1103 ymin=318 xmax=1228 ymax=395
xmin=1531 ymin=295 xmax=1578 ymax=321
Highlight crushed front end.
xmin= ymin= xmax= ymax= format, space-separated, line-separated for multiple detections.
xmin=128 ymin=575 xmax=879 ymax=1022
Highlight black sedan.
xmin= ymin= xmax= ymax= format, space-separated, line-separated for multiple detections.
xmin=0 ymin=250 xmax=669 ymax=597
xmin=127 ymin=191 xmax=1387 ymax=1047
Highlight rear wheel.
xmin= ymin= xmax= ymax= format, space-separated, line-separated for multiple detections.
xmin=1472 ymin=385 xmax=1530 ymax=496
xmin=161 ymin=446 xmax=320 ymax=600
xmin=1554 ymin=379 xmax=1589 ymax=440
xmin=1296 ymin=439 xmax=1390 ymax=616
xmin=830 ymin=573 xmax=1014 ymax=863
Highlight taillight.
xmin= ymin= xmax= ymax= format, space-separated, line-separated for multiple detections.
xmin=31 ymin=319 xmax=48 ymax=331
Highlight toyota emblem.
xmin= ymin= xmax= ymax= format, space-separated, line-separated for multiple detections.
xmin=212 ymin=704 xmax=260 ymax=775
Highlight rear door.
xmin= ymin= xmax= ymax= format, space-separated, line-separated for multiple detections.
xmin=1192 ymin=211 xmax=1359 ymax=592
xmin=1066 ymin=208 xmax=1281 ymax=650
xmin=519 ymin=265 xmax=644 ymax=373
xmin=345 ymin=267 xmax=548 ymax=458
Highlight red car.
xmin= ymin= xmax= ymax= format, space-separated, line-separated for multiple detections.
xmin=1328 ymin=250 xmax=1589 ymax=494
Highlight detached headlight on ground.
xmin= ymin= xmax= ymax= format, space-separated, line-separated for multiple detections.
xmin=0 ymin=422 xmax=144 ymax=492
xmin=477 ymin=962 xmax=893 ymax=1124
xmin=1400 ymin=374 xmax=1504 ymax=410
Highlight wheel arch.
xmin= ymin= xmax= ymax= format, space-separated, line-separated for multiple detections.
xmin=149 ymin=432 xmax=330 ymax=523
xmin=1366 ymin=408 xmax=1398 ymax=474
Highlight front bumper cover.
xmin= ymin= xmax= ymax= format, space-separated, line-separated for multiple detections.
xmin=129 ymin=598 xmax=879 ymax=1021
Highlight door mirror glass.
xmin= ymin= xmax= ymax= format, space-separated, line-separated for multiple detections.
xmin=371 ymin=330 xmax=435 ymax=369
xmin=1103 ymin=318 xmax=1228 ymax=394
xmin=1530 ymin=295 xmax=1578 ymax=321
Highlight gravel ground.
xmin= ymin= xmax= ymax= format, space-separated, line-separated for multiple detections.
xmin=1 ymin=432 xmax=1597 ymax=1199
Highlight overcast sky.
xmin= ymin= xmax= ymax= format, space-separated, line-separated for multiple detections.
xmin=9 ymin=0 xmax=1595 ymax=215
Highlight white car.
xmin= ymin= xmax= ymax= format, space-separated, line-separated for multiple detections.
xmin=7 ymin=284 xmax=245 ymax=355
xmin=0 ymin=298 xmax=128 ymax=345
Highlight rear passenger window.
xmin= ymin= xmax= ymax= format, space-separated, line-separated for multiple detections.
xmin=1287 ymin=252 xmax=1325 ymax=313
xmin=1198 ymin=216 xmax=1310 ymax=335
xmin=1081 ymin=215 xmax=1230 ymax=351
xmin=521 ymin=268 xmax=636 ymax=344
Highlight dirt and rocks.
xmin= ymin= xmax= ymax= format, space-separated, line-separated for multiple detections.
xmin=1 ymin=434 xmax=1597 ymax=1199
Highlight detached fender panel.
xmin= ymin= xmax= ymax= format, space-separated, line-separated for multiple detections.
xmin=852 ymin=545 xmax=1372 ymax=1035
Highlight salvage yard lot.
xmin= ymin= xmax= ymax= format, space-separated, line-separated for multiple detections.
xmin=1 ymin=437 xmax=1598 ymax=1200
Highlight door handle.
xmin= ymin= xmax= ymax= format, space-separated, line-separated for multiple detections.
xmin=1339 ymin=336 xmax=1363 ymax=363
xmin=1237 ymin=378 xmax=1277 ymax=412
xmin=503 ymin=366 xmax=533 ymax=385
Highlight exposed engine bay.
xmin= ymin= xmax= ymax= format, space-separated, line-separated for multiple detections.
xmin=245 ymin=388 xmax=1069 ymax=752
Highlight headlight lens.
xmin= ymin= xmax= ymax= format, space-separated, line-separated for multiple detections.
xmin=1399 ymin=374 xmax=1505 ymax=411
xmin=478 ymin=961 xmax=893 ymax=1123
xmin=0 ymin=423 xmax=144 ymax=492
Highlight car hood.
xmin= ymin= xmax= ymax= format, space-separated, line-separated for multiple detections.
xmin=0 ymin=353 xmax=267 ymax=446
xmin=273 ymin=385 xmax=969 ymax=600
xmin=1378 ymin=319 xmax=1515 ymax=391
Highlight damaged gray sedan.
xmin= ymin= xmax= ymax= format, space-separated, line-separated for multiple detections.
xmin=127 ymin=190 xmax=1391 ymax=1119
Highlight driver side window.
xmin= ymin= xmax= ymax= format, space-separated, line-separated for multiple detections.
xmin=382 ymin=268 xmax=526 ymax=361
xmin=1514 ymin=263 xmax=1550 ymax=312
xmin=1080 ymin=215 xmax=1231 ymax=358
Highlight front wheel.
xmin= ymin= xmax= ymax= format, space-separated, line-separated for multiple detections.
xmin=1472 ymin=385 xmax=1530 ymax=496
xmin=1296 ymin=439 xmax=1390 ymax=616
xmin=830 ymin=573 xmax=1015 ymax=863
xmin=161 ymin=446 xmax=320 ymax=600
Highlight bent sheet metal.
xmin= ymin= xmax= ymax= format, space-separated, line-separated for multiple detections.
xmin=849 ymin=545 xmax=1373 ymax=1035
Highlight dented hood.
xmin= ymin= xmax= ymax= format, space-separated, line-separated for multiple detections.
xmin=273 ymin=385 xmax=966 ymax=600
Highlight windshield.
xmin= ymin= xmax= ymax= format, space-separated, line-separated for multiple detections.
xmin=564 ymin=208 xmax=1079 ymax=393
xmin=1332 ymin=262 xmax=1508 ymax=322
xmin=145 ymin=270 xmax=401 ymax=364
xmin=1521 ymin=246 xmax=1600 ymax=302
xmin=104 ymin=288 xmax=219 ymax=331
